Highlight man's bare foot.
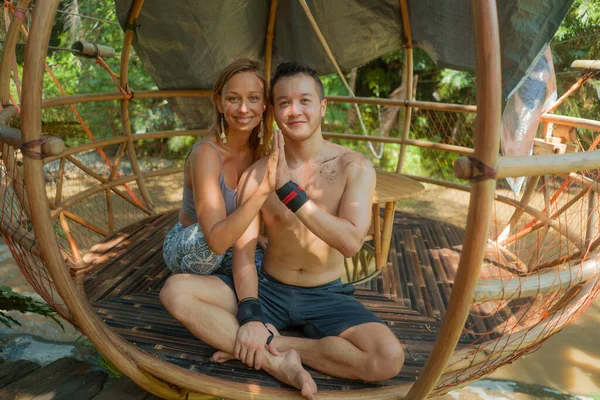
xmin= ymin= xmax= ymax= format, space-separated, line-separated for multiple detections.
xmin=264 ymin=349 xmax=317 ymax=400
xmin=210 ymin=350 xmax=235 ymax=363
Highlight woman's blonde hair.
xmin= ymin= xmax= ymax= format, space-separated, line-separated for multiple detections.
xmin=211 ymin=58 xmax=272 ymax=159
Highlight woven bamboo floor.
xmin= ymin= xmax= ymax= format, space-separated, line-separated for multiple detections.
xmin=80 ymin=210 xmax=527 ymax=390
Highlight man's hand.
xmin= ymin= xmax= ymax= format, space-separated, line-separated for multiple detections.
xmin=235 ymin=321 xmax=275 ymax=370
xmin=274 ymin=130 xmax=292 ymax=189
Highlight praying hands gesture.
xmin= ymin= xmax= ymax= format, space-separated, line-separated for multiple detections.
xmin=274 ymin=130 xmax=292 ymax=189
xmin=257 ymin=130 xmax=281 ymax=195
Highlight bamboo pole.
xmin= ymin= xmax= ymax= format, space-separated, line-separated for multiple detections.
xmin=455 ymin=150 xmax=600 ymax=180
xmin=20 ymin=5 xmax=190 ymax=398
xmin=142 ymin=167 xmax=184 ymax=179
xmin=405 ymin=174 xmax=471 ymax=192
xmin=43 ymin=137 xmax=128 ymax=164
xmin=132 ymin=129 xmax=209 ymax=141
xmin=545 ymin=71 xmax=597 ymax=114
xmin=586 ymin=190 xmax=597 ymax=247
xmin=55 ymin=157 xmax=66 ymax=206
xmin=264 ymin=0 xmax=278 ymax=79
xmin=108 ymin=143 xmax=126 ymax=181
xmin=402 ymin=175 xmax=585 ymax=250
xmin=535 ymin=231 xmax=600 ymax=270
xmin=326 ymin=96 xmax=477 ymax=112
xmin=58 ymin=212 xmax=82 ymax=262
xmin=502 ymin=188 xmax=589 ymax=247
xmin=324 ymin=132 xmax=474 ymax=154
xmin=472 ymin=258 xmax=600 ymax=303
xmin=118 ymin=0 xmax=154 ymax=213
xmin=50 ymin=174 xmax=153 ymax=218
xmin=63 ymin=210 xmax=108 ymax=237
xmin=565 ymin=172 xmax=600 ymax=194
xmin=396 ymin=0 xmax=414 ymax=173
xmin=0 ymin=0 xmax=31 ymax=104
xmin=534 ymin=176 xmax=553 ymax=263
xmin=66 ymin=154 xmax=112 ymax=184
xmin=41 ymin=89 xmax=213 ymax=108
xmin=500 ymin=176 xmax=541 ymax=240
xmin=379 ymin=202 xmax=396 ymax=270
xmin=42 ymin=130 xmax=207 ymax=165
xmin=0 ymin=126 xmax=65 ymax=156
xmin=372 ymin=204 xmax=382 ymax=272
xmin=496 ymin=193 xmax=584 ymax=251
xmin=540 ymin=113 xmax=600 ymax=132
xmin=570 ymin=60 xmax=600 ymax=70
xmin=106 ymin=189 xmax=114 ymax=234
xmin=406 ymin=1 xmax=501 ymax=397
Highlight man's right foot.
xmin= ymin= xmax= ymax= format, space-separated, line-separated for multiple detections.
xmin=265 ymin=349 xmax=318 ymax=400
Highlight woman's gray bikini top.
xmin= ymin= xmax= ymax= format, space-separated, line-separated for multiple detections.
xmin=181 ymin=141 xmax=238 ymax=221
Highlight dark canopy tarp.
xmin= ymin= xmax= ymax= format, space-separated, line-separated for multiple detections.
xmin=115 ymin=0 xmax=573 ymax=123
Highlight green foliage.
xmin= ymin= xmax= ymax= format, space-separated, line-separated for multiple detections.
xmin=0 ymin=286 xmax=64 ymax=330
xmin=550 ymin=0 xmax=600 ymax=120
xmin=75 ymin=335 xmax=123 ymax=379
xmin=28 ymin=1 xmax=600 ymax=178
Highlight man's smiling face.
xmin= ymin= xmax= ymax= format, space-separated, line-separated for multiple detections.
xmin=272 ymin=74 xmax=327 ymax=142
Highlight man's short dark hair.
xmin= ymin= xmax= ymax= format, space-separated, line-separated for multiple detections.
xmin=270 ymin=62 xmax=324 ymax=104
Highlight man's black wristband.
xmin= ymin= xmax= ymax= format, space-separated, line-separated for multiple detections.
xmin=276 ymin=181 xmax=309 ymax=213
xmin=236 ymin=297 xmax=264 ymax=326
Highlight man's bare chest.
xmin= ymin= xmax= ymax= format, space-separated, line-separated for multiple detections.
xmin=265 ymin=164 xmax=347 ymax=227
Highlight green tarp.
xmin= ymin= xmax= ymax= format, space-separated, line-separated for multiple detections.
xmin=115 ymin=0 xmax=573 ymax=111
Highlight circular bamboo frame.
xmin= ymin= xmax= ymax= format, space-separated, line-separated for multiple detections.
xmin=12 ymin=0 xmax=600 ymax=399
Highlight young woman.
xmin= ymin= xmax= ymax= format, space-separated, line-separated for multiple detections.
xmin=163 ymin=58 xmax=277 ymax=274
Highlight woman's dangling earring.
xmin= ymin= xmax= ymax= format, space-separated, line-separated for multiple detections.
xmin=258 ymin=118 xmax=264 ymax=145
xmin=220 ymin=114 xmax=227 ymax=144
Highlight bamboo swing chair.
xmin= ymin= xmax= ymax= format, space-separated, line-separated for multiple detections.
xmin=2 ymin=0 xmax=600 ymax=398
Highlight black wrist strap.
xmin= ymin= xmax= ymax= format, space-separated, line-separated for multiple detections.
xmin=236 ymin=297 xmax=264 ymax=326
xmin=276 ymin=181 xmax=309 ymax=213
xmin=265 ymin=326 xmax=274 ymax=345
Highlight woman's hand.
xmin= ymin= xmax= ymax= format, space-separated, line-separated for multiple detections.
xmin=234 ymin=321 xmax=276 ymax=370
xmin=257 ymin=235 xmax=268 ymax=250
xmin=258 ymin=130 xmax=280 ymax=195
xmin=274 ymin=130 xmax=292 ymax=189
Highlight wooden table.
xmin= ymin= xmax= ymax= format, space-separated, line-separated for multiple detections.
xmin=372 ymin=171 xmax=425 ymax=270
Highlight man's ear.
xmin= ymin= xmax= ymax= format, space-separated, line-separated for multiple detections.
xmin=320 ymin=98 xmax=327 ymax=118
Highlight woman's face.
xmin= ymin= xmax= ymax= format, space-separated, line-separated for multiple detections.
xmin=217 ymin=71 xmax=266 ymax=135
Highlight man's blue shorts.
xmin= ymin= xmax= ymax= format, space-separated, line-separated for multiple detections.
xmin=215 ymin=269 xmax=385 ymax=339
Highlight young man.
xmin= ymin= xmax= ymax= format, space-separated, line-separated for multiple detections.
xmin=160 ymin=62 xmax=404 ymax=399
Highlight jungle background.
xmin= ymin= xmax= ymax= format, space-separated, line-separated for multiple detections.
xmin=2 ymin=0 xmax=600 ymax=398
xmin=26 ymin=0 xmax=600 ymax=177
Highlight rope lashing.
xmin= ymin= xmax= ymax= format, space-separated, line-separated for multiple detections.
xmin=20 ymin=137 xmax=50 ymax=160
xmin=468 ymin=156 xmax=497 ymax=182
xmin=95 ymin=56 xmax=133 ymax=99
xmin=126 ymin=19 xmax=140 ymax=41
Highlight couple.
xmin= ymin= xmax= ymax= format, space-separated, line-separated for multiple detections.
xmin=161 ymin=59 xmax=405 ymax=399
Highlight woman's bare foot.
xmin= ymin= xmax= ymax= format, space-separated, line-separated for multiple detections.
xmin=210 ymin=350 xmax=235 ymax=363
xmin=264 ymin=349 xmax=317 ymax=400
